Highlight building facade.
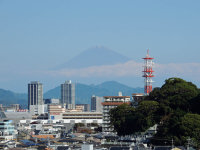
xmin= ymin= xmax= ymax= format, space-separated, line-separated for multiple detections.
xmin=61 ymin=80 xmax=75 ymax=109
xmin=62 ymin=112 xmax=102 ymax=124
xmin=132 ymin=93 xmax=145 ymax=105
xmin=48 ymin=104 xmax=66 ymax=120
xmin=91 ymin=95 xmax=103 ymax=112
xmin=76 ymin=104 xmax=90 ymax=112
xmin=28 ymin=81 xmax=44 ymax=115
xmin=102 ymin=93 xmax=130 ymax=133
xmin=0 ymin=120 xmax=17 ymax=141
xmin=44 ymin=98 xmax=60 ymax=104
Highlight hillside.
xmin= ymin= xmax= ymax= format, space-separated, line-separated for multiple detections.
xmin=0 ymin=89 xmax=27 ymax=105
xmin=44 ymin=81 xmax=143 ymax=104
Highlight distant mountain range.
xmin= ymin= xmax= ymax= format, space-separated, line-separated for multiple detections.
xmin=0 ymin=89 xmax=27 ymax=105
xmin=55 ymin=46 xmax=132 ymax=69
xmin=0 ymin=81 xmax=143 ymax=106
xmin=44 ymin=81 xmax=143 ymax=104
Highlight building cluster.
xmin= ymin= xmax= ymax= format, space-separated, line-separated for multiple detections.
xmin=0 ymin=51 xmax=159 ymax=149
xmin=27 ymin=80 xmax=145 ymax=133
xmin=28 ymin=80 xmax=76 ymax=115
xmin=0 ymin=88 xmax=147 ymax=149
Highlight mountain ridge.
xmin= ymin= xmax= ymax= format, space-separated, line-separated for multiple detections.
xmin=55 ymin=46 xmax=132 ymax=69
xmin=0 ymin=89 xmax=27 ymax=105
xmin=44 ymin=81 xmax=143 ymax=104
xmin=0 ymin=81 xmax=144 ymax=106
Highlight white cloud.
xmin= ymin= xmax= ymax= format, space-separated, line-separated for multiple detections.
xmin=47 ymin=61 xmax=142 ymax=77
xmin=155 ymin=63 xmax=200 ymax=78
xmin=46 ymin=61 xmax=200 ymax=81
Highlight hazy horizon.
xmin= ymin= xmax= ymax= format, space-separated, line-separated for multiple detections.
xmin=1 ymin=0 xmax=200 ymax=92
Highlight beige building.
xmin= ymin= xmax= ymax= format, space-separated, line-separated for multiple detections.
xmin=75 ymin=105 xmax=84 ymax=112
xmin=132 ymin=93 xmax=145 ymax=103
xmin=48 ymin=104 xmax=65 ymax=119
xmin=47 ymin=104 xmax=102 ymax=124
xmin=62 ymin=111 xmax=102 ymax=124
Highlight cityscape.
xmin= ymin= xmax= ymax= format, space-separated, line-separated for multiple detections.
xmin=0 ymin=51 xmax=199 ymax=150
xmin=1 ymin=1 xmax=200 ymax=150
xmin=0 ymin=51 xmax=158 ymax=149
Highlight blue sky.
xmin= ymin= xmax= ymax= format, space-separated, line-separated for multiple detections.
xmin=0 ymin=0 xmax=200 ymax=92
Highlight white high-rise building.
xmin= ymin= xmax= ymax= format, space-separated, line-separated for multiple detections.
xmin=91 ymin=95 xmax=103 ymax=112
xmin=61 ymin=80 xmax=75 ymax=109
xmin=28 ymin=81 xmax=44 ymax=115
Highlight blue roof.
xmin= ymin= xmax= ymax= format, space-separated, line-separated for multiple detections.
xmin=20 ymin=140 xmax=39 ymax=146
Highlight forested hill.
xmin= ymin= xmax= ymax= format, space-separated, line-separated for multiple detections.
xmin=109 ymin=78 xmax=200 ymax=147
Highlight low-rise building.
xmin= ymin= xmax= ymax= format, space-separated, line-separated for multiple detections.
xmin=48 ymin=104 xmax=66 ymax=120
xmin=62 ymin=112 xmax=102 ymax=124
xmin=75 ymin=105 xmax=84 ymax=112
xmin=0 ymin=120 xmax=17 ymax=141
xmin=132 ymin=93 xmax=145 ymax=105
xmin=76 ymin=104 xmax=90 ymax=112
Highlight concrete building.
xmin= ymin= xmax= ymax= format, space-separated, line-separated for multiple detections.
xmin=61 ymin=80 xmax=75 ymax=109
xmin=132 ymin=93 xmax=145 ymax=102
xmin=48 ymin=104 xmax=66 ymax=120
xmin=0 ymin=120 xmax=17 ymax=141
xmin=75 ymin=105 xmax=84 ymax=112
xmin=91 ymin=95 xmax=103 ymax=112
xmin=44 ymin=98 xmax=60 ymax=104
xmin=102 ymin=92 xmax=131 ymax=133
xmin=82 ymin=144 xmax=93 ymax=150
xmin=62 ymin=112 xmax=102 ymax=124
xmin=43 ymin=98 xmax=60 ymax=113
xmin=28 ymin=81 xmax=44 ymax=115
xmin=76 ymin=104 xmax=90 ymax=112
xmin=0 ymin=104 xmax=20 ymax=112
xmin=4 ymin=112 xmax=32 ymax=122
xmin=48 ymin=111 xmax=102 ymax=124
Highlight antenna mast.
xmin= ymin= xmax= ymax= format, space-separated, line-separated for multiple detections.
xmin=142 ymin=49 xmax=154 ymax=95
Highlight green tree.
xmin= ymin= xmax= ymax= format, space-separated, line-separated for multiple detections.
xmin=154 ymin=109 xmax=186 ymax=145
xmin=136 ymin=101 xmax=159 ymax=129
xmin=190 ymin=93 xmax=200 ymax=114
xmin=109 ymin=101 xmax=159 ymax=136
xmin=150 ymin=78 xmax=199 ymax=112
xmin=109 ymin=77 xmax=200 ymax=147
xmin=149 ymin=78 xmax=200 ymax=146
xmin=109 ymin=103 xmax=135 ymax=136
xmin=179 ymin=113 xmax=200 ymax=147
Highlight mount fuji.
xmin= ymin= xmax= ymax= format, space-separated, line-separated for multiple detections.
xmin=55 ymin=46 xmax=132 ymax=69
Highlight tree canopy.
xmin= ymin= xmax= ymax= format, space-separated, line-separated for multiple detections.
xmin=149 ymin=78 xmax=199 ymax=111
xmin=109 ymin=101 xmax=159 ymax=136
xmin=109 ymin=103 xmax=135 ymax=136
xmin=109 ymin=77 xmax=200 ymax=147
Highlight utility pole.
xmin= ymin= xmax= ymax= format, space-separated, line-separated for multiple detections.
xmin=171 ymin=138 xmax=174 ymax=149
xmin=187 ymin=138 xmax=191 ymax=150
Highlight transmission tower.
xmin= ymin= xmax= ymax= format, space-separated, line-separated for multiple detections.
xmin=142 ymin=49 xmax=154 ymax=95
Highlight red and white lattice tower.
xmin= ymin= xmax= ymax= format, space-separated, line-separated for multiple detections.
xmin=142 ymin=49 xmax=154 ymax=95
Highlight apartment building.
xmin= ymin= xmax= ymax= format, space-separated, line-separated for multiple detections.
xmin=102 ymin=92 xmax=130 ymax=133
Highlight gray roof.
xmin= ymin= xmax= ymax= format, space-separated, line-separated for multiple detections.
xmin=0 ymin=111 xmax=6 ymax=119
xmin=4 ymin=112 xmax=32 ymax=120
